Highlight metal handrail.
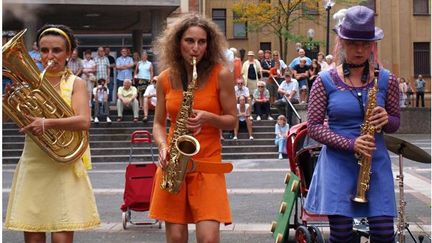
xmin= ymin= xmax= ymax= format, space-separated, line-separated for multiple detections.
xmin=273 ymin=76 xmax=302 ymax=122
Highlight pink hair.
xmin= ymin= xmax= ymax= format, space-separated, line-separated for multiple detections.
xmin=333 ymin=36 xmax=381 ymax=68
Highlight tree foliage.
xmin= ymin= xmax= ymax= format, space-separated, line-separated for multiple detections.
xmin=232 ymin=0 xmax=357 ymax=60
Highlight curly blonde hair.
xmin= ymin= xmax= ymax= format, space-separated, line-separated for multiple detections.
xmin=154 ymin=13 xmax=228 ymax=82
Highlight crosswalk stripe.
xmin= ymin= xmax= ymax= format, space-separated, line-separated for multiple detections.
xmin=91 ymin=222 xmax=431 ymax=234
xmin=0 ymin=188 xmax=425 ymax=196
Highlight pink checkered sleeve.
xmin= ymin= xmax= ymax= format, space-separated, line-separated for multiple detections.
xmin=382 ymin=73 xmax=400 ymax=133
xmin=307 ymin=77 xmax=356 ymax=151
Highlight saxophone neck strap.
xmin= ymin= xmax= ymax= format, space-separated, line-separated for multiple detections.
xmin=187 ymin=160 xmax=233 ymax=174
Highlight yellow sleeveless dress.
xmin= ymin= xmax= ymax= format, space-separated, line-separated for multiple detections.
xmin=5 ymin=73 xmax=100 ymax=232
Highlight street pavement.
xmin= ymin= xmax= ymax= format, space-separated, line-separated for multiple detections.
xmin=2 ymin=134 xmax=431 ymax=243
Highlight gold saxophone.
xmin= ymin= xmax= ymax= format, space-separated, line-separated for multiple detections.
xmin=2 ymin=29 xmax=89 ymax=163
xmin=352 ymin=67 xmax=380 ymax=203
xmin=160 ymin=57 xmax=200 ymax=193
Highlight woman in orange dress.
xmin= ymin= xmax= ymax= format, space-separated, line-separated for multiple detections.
xmin=149 ymin=14 xmax=237 ymax=243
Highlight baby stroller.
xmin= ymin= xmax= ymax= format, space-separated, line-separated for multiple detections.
xmin=271 ymin=122 xmax=326 ymax=242
xmin=120 ymin=130 xmax=161 ymax=229
xmin=272 ymin=122 xmax=370 ymax=242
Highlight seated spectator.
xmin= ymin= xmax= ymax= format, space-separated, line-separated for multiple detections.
xmin=253 ymin=81 xmax=273 ymax=121
xmin=234 ymin=77 xmax=250 ymax=102
xmin=92 ymin=78 xmax=111 ymax=123
xmin=308 ymin=59 xmax=321 ymax=92
xmin=274 ymin=70 xmax=300 ymax=125
xmin=116 ymin=79 xmax=139 ymax=122
xmin=142 ymin=76 xmax=158 ymax=122
xmin=325 ymin=54 xmax=336 ymax=70
xmin=292 ymin=57 xmax=310 ymax=104
xmin=275 ymin=115 xmax=289 ymax=159
xmin=268 ymin=60 xmax=284 ymax=103
xmin=233 ymin=95 xmax=253 ymax=140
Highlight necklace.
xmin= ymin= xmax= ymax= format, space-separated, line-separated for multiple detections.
xmin=345 ymin=76 xmax=365 ymax=117
xmin=45 ymin=70 xmax=66 ymax=78
xmin=46 ymin=68 xmax=70 ymax=90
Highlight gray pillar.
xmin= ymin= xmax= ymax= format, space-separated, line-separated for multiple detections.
xmin=151 ymin=10 xmax=165 ymax=74
xmin=132 ymin=29 xmax=143 ymax=54
xmin=151 ymin=10 xmax=164 ymax=44
xmin=24 ymin=19 xmax=40 ymax=50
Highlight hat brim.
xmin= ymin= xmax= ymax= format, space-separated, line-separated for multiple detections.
xmin=333 ymin=26 xmax=384 ymax=41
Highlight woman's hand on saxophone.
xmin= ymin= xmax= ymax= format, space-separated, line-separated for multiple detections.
xmin=158 ymin=144 xmax=169 ymax=169
xmin=187 ymin=109 xmax=207 ymax=136
xmin=368 ymin=106 xmax=388 ymax=131
xmin=354 ymin=134 xmax=376 ymax=158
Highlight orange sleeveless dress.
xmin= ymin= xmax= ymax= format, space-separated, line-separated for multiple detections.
xmin=149 ymin=64 xmax=232 ymax=225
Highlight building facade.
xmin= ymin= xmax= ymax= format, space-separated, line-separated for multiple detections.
xmin=204 ymin=0 xmax=431 ymax=106
xmin=3 ymin=0 xmax=431 ymax=105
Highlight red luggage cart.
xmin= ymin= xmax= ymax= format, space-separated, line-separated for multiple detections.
xmin=120 ymin=130 xmax=161 ymax=229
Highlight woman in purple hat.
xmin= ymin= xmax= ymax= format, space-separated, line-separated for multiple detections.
xmin=304 ymin=6 xmax=400 ymax=242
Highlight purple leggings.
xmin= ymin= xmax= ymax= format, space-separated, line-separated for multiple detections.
xmin=328 ymin=215 xmax=394 ymax=243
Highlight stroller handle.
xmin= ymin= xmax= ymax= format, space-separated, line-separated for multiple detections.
xmin=131 ymin=130 xmax=152 ymax=143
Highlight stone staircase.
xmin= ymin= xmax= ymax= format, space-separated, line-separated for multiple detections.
xmin=2 ymin=109 xmax=282 ymax=164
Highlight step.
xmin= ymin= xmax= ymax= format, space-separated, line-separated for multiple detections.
xmin=2 ymin=138 xmax=277 ymax=150
xmin=3 ymin=144 xmax=278 ymax=157
xmin=2 ymin=152 xmax=281 ymax=164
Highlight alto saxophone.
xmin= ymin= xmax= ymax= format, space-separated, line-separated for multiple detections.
xmin=352 ymin=67 xmax=380 ymax=203
xmin=160 ymin=57 xmax=200 ymax=193
xmin=2 ymin=29 xmax=88 ymax=163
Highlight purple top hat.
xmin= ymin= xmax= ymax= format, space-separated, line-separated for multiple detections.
xmin=334 ymin=5 xmax=383 ymax=41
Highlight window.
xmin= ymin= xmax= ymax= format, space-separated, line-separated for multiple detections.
xmin=302 ymin=2 xmax=319 ymax=15
xmin=414 ymin=0 xmax=430 ymax=15
xmin=212 ymin=9 xmax=226 ymax=36
xmin=360 ymin=0 xmax=376 ymax=12
xmin=233 ymin=12 xmax=247 ymax=38
xmin=413 ymin=42 xmax=431 ymax=76
xmin=260 ymin=42 xmax=271 ymax=52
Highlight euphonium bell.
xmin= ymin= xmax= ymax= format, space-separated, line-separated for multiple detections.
xmin=2 ymin=29 xmax=89 ymax=163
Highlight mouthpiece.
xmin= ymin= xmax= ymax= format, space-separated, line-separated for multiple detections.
xmin=192 ymin=57 xmax=197 ymax=81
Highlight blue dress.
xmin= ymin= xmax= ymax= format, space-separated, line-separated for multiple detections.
xmin=304 ymin=69 xmax=397 ymax=218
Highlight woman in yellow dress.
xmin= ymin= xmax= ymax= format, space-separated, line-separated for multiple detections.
xmin=4 ymin=24 xmax=100 ymax=243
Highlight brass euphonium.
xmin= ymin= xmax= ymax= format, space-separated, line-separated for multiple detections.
xmin=160 ymin=57 xmax=200 ymax=193
xmin=2 ymin=29 xmax=89 ymax=163
xmin=352 ymin=66 xmax=380 ymax=203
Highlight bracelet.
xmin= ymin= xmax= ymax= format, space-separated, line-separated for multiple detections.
xmin=159 ymin=142 xmax=168 ymax=151
xmin=42 ymin=117 xmax=45 ymax=134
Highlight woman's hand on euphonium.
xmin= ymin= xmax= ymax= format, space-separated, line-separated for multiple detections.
xmin=369 ymin=106 xmax=388 ymax=131
xmin=354 ymin=134 xmax=376 ymax=158
xmin=19 ymin=115 xmax=45 ymax=136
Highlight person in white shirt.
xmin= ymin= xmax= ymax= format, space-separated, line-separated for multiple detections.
xmin=234 ymin=77 xmax=250 ymax=102
xmin=81 ymin=49 xmax=96 ymax=114
xmin=274 ymin=70 xmax=300 ymax=125
xmin=241 ymin=51 xmax=263 ymax=95
xmin=92 ymin=78 xmax=111 ymax=123
xmin=233 ymin=95 xmax=253 ymax=140
xmin=325 ymin=54 xmax=336 ymax=70
xmin=142 ymin=76 xmax=158 ymax=122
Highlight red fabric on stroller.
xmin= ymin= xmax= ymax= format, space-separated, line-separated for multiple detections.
xmin=120 ymin=163 xmax=157 ymax=212
xmin=120 ymin=130 xmax=156 ymax=212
